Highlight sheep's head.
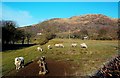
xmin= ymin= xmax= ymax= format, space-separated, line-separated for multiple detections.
xmin=40 ymin=56 xmax=45 ymax=61
xmin=15 ymin=57 xmax=20 ymax=62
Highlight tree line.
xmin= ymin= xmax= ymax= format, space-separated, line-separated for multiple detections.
xmin=1 ymin=20 xmax=31 ymax=45
xmin=1 ymin=20 xmax=56 ymax=45
xmin=56 ymin=26 xmax=118 ymax=40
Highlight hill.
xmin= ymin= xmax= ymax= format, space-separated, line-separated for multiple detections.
xmin=19 ymin=14 xmax=118 ymax=40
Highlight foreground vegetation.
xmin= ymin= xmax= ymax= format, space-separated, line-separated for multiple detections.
xmin=2 ymin=39 xmax=118 ymax=76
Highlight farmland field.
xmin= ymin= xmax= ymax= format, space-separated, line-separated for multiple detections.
xmin=2 ymin=39 xmax=118 ymax=76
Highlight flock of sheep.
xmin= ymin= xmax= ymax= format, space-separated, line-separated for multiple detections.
xmin=14 ymin=43 xmax=88 ymax=73
xmin=37 ymin=43 xmax=88 ymax=52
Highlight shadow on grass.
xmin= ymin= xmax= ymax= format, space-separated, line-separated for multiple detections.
xmin=2 ymin=44 xmax=36 ymax=51
xmin=24 ymin=61 xmax=33 ymax=67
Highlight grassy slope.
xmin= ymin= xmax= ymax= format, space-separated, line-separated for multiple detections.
xmin=0 ymin=52 xmax=2 ymax=77
xmin=2 ymin=39 xmax=118 ymax=76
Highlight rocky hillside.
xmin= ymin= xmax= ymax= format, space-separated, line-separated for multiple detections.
xmin=19 ymin=14 xmax=118 ymax=39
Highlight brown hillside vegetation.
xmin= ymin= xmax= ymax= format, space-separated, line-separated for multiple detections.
xmin=19 ymin=14 xmax=118 ymax=40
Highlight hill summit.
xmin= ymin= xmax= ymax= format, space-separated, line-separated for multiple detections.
xmin=21 ymin=14 xmax=118 ymax=40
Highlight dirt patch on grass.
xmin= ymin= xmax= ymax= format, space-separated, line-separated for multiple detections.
xmin=4 ymin=59 xmax=75 ymax=77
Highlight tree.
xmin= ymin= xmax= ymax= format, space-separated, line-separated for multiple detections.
xmin=45 ymin=32 xmax=56 ymax=40
xmin=2 ymin=20 xmax=16 ymax=44
xmin=25 ymin=32 xmax=32 ymax=44
xmin=98 ymin=27 xmax=107 ymax=38
xmin=80 ymin=28 xmax=88 ymax=37
xmin=117 ymin=28 xmax=120 ymax=40
xmin=14 ymin=29 xmax=25 ymax=44
xmin=2 ymin=20 xmax=26 ymax=44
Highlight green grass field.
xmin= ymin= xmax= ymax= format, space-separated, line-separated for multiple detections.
xmin=2 ymin=39 xmax=118 ymax=76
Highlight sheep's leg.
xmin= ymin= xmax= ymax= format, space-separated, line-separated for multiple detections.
xmin=15 ymin=65 xmax=19 ymax=72
xmin=39 ymin=61 xmax=48 ymax=75
xmin=18 ymin=65 xmax=20 ymax=69
xmin=16 ymin=64 xmax=19 ymax=70
xmin=43 ymin=61 xmax=48 ymax=74
xmin=16 ymin=65 xmax=18 ymax=70
xmin=39 ymin=62 xmax=43 ymax=75
xmin=22 ymin=64 xmax=24 ymax=68
xmin=21 ymin=61 xmax=24 ymax=68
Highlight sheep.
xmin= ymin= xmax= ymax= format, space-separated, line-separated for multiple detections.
xmin=48 ymin=45 xmax=52 ymax=49
xmin=55 ymin=44 xmax=59 ymax=47
xmin=37 ymin=47 xmax=43 ymax=51
xmin=41 ymin=56 xmax=45 ymax=60
xmin=14 ymin=57 xmax=24 ymax=70
xmin=80 ymin=43 xmax=88 ymax=48
xmin=55 ymin=44 xmax=64 ymax=48
xmin=83 ymin=36 xmax=88 ymax=40
xmin=59 ymin=44 xmax=64 ymax=48
xmin=37 ymin=56 xmax=48 ymax=75
xmin=71 ymin=43 xmax=77 ymax=47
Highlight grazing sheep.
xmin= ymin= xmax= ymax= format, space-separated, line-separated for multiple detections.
xmin=83 ymin=36 xmax=88 ymax=40
xmin=71 ymin=43 xmax=77 ymax=47
xmin=55 ymin=44 xmax=64 ymax=48
xmin=14 ymin=57 xmax=24 ymax=70
xmin=37 ymin=47 xmax=43 ymax=51
xmin=80 ymin=43 xmax=88 ymax=48
xmin=48 ymin=45 xmax=52 ymax=49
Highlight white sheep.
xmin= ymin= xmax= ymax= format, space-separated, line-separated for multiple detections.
xmin=48 ymin=45 xmax=52 ymax=49
xmin=37 ymin=47 xmax=43 ymax=51
xmin=55 ymin=44 xmax=59 ymax=47
xmin=71 ymin=43 xmax=77 ymax=47
xmin=55 ymin=44 xmax=64 ymax=48
xmin=80 ymin=43 xmax=88 ymax=48
xmin=83 ymin=36 xmax=88 ymax=40
xmin=59 ymin=44 xmax=64 ymax=48
xmin=14 ymin=57 xmax=24 ymax=70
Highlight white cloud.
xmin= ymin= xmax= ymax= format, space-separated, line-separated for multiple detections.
xmin=2 ymin=4 xmax=38 ymax=27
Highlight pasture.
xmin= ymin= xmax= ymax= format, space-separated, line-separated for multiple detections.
xmin=2 ymin=39 xmax=118 ymax=76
